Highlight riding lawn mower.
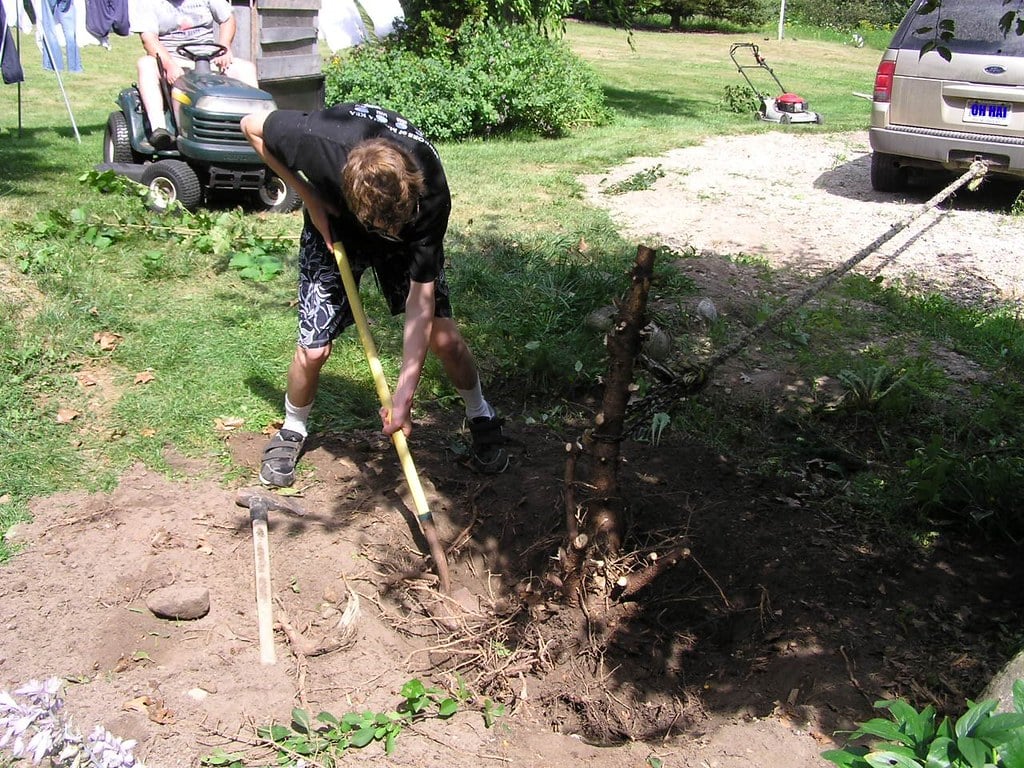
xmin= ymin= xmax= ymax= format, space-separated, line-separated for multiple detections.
xmin=98 ymin=42 xmax=301 ymax=214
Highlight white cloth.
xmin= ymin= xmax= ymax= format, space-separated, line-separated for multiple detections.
xmin=2 ymin=0 xmax=33 ymax=32
xmin=318 ymin=0 xmax=403 ymax=51
xmin=5 ymin=0 xmax=104 ymax=45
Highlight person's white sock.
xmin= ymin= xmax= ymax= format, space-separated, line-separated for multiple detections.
xmin=457 ymin=379 xmax=494 ymax=421
xmin=282 ymin=394 xmax=312 ymax=437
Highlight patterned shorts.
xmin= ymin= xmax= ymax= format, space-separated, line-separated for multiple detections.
xmin=297 ymin=223 xmax=453 ymax=350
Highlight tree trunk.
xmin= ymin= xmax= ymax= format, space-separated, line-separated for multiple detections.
xmin=581 ymin=244 xmax=658 ymax=556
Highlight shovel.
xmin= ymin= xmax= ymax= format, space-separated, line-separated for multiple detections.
xmin=331 ymin=241 xmax=452 ymax=594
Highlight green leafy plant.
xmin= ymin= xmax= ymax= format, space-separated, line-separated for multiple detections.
xmin=324 ymin=22 xmax=610 ymax=141
xmin=200 ymin=748 xmax=244 ymax=767
xmin=226 ymin=678 xmax=499 ymax=765
xmin=836 ymin=364 xmax=909 ymax=411
xmin=823 ymin=680 xmax=1024 ymax=768
xmin=722 ymin=83 xmax=760 ymax=115
xmin=1011 ymin=190 xmax=1024 ymax=217
xmin=603 ymin=165 xmax=666 ymax=196
xmin=227 ymin=246 xmax=284 ymax=282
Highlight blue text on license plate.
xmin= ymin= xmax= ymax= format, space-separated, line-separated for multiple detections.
xmin=964 ymin=101 xmax=1011 ymax=126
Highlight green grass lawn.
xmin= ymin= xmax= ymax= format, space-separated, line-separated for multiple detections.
xmin=5 ymin=21 xmax=1019 ymax=557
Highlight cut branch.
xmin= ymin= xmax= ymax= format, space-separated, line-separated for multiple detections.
xmin=612 ymin=547 xmax=691 ymax=600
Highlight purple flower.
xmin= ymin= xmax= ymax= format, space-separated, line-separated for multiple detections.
xmin=0 ymin=679 xmax=143 ymax=767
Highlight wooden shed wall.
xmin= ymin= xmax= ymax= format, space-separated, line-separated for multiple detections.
xmin=230 ymin=0 xmax=324 ymax=111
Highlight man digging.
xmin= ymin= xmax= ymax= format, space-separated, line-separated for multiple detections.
xmin=241 ymin=103 xmax=508 ymax=487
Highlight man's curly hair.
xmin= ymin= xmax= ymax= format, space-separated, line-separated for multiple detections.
xmin=341 ymin=138 xmax=424 ymax=240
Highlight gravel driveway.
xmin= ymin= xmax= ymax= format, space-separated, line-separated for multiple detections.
xmin=581 ymin=131 xmax=1024 ymax=308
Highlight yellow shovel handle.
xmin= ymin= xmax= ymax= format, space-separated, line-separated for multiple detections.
xmin=331 ymin=242 xmax=433 ymax=525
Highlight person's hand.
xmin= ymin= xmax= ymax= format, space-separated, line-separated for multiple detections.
xmin=380 ymin=395 xmax=413 ymax=438
xmin=164 ymin=59 xmax=185 ymax=85
xmin=213 ymin=49 xmax=234 ymax=73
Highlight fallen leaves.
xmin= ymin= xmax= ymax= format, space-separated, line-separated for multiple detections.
xmin=134 ymin=370 xmax=156 ymax=385
xmin=55 ymin=407 xmax=80 ymax=424
xmin=214 ymin=416 xmax=245 ymax=433
xmin=122 ymin=694 xmax=175 ymax=725
xmin=93 ymin=331 xmax=122 ymax=351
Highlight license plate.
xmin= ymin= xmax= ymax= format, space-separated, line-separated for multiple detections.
xmin=964 ymin=101 xmax=1011 ymax=126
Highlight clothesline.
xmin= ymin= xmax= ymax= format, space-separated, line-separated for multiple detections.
xmin=2 ymin=0 xmax=408 ymax=52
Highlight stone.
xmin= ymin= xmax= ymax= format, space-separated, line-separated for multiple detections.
xmin=981 ymin=652 xmax=1024 ymax=711
xmin=145 ymin=585 xmax=210 ymax=621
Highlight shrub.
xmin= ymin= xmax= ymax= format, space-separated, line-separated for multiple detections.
xmin=455 ymin=22 xmax=611 ymax=135
xmin=323 ymin=23 xmax=609 ymax=141
xmin=324 ymin=47 xmax=496 ymax=141
xmin=787 ymin=0 xmax=906 ymax=31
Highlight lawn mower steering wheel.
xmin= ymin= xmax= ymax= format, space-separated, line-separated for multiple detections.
xmin=175 ymin=42 xmax=228 ymax=67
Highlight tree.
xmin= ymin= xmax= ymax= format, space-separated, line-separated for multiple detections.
xmin=647 ymin=0 xmax=769 ymax=29
xmin=574 ymin=0 xmax=768 ymax=29
xmin=399 ymin=0 xmax=574 ymax=50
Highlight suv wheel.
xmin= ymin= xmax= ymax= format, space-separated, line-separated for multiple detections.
xmin=870 ymin=152 xmax=908 ymax=192
xmin=140 ymin=160 xmax=203 ymax=213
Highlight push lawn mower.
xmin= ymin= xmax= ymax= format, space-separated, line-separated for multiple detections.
xmin=729 ymin=42 xmax=822 ymax=125
xmin=98 ymin=42 xmax=302 ymax=214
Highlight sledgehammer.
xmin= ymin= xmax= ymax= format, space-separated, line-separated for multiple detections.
xmin=235 ymin=488 xmax=308 ymax=665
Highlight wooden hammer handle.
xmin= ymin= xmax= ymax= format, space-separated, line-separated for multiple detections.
xmin=250 ymin=502 xmax=276 ymax=665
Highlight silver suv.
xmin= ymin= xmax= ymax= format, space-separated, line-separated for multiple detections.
xmin=869 ymin=0 xmax=1024 ymax=191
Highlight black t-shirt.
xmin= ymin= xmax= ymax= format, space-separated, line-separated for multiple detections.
xmin=262 ymin=103 xmax=452 ymax=283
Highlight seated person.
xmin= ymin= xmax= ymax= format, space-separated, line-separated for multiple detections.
xmin=129 ymin=0 xmax=259 ymax=150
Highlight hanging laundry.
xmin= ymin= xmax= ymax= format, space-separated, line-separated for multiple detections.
xmin=1 ymin=1 xmax=26 ymax=83
xmin=39 ymin=0 xmax=81 ymax=71
xmin=84 ymin=0 xmax=127 ymax=41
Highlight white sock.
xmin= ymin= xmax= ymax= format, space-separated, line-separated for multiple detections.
xmin=282 ymin=394 xmax=312 ymax=437
xmin=457 ymin=379 xmax=494 ymax=421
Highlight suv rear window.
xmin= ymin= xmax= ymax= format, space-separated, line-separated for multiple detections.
xmin=894 ymin=0 xmax=1024 ymax=56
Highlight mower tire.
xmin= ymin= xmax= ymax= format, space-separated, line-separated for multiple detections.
xmin=141 ymin=159 xmax=203 ymax=213
xmin=103 ymin=111 xmax=139 ymax=165
xmin=256 ymin=174 xmax=302 ymax=214
xmin=870 ymin=152 xmax=908 ymax=193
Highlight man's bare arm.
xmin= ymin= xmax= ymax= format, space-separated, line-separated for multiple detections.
xmin=240 ymin=111 xmax=339 ymax=243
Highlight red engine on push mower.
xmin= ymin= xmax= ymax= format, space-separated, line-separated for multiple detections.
xmin=730 ymin=42 xmax=823 ymax=125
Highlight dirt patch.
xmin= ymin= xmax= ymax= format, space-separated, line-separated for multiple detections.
xmin=3 ymin=415 xmax=1020 ymax=767
xmin=3 ymin=131 xmax=1022 ymax=768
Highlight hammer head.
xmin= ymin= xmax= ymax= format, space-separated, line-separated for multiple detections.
xmin=235 ymin=487 xmax=307 ymax=517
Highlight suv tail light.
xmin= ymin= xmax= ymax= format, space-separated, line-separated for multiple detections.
xmin=873 ymin=58 xmax=896 ymax=102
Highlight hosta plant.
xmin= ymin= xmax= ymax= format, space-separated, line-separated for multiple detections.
xmin=823 ymin=680 xmax=1024 ymax=768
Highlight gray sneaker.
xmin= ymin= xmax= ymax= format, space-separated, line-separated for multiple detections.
xmin=259 ymin=428 xmax=305 ymax=487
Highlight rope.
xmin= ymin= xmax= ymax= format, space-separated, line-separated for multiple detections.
xmin=630 ymin=160 xmax=989 ymax=422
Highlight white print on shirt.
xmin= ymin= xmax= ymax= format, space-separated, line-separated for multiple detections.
xmin=349 ymin=104 xmax=439 ymax=161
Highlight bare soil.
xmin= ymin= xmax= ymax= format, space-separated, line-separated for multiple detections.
xmin=2 ymin=131 xmax=1022 ymax=768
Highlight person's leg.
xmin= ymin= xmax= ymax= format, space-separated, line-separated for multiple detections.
xmin=259 ymin=343 xmax=330 ymax=487
xmin=430 ymin=318 xmax=491 ymax=415
xmin=39 ymin=0 xmax=62 ymax=71
xmin=136 ymin=54 xmax=172 ymax=144
xmin=430 ymin=318 xmax=508 ymax=473
xmin=225 ymin=57 xmax=258 ymax=87
xmin=261 ymin=224 xmax=352 ymax=487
